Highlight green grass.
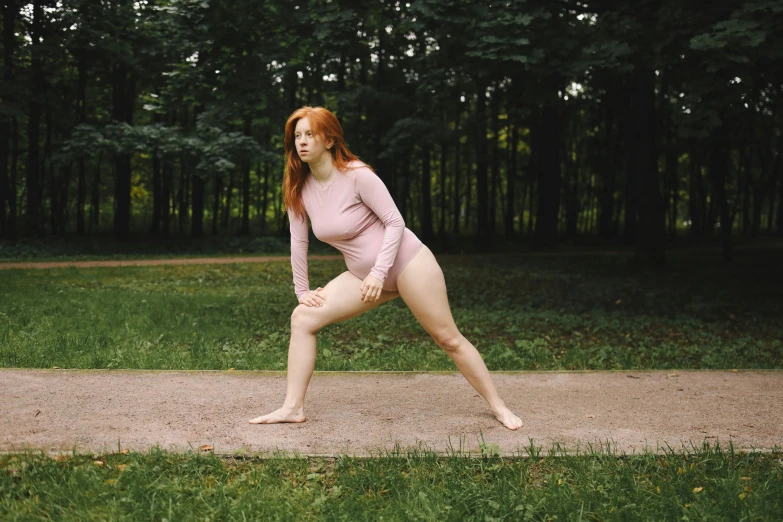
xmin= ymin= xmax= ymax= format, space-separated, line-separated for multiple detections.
xmin=1 ymin=443 xmax=780 ymax=521
xmin=1 ymin=249 xmax=780 ymax=371
xmin=2 ymin=249 xmax=782 ymax=519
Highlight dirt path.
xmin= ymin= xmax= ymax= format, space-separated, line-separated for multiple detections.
xmin=1 ymin=369 xmax=780 ymax=457
xmin=0 ymin=255 xmax=343 ymax=270
xmin=0 ymin=251 xmax=642 ymax=270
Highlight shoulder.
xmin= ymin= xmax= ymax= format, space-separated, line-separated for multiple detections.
xmin=342 ymin=161 xmax=378 ymax=185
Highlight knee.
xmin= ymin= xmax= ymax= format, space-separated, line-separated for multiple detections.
xmin=431 ymin=328 xmax=463 ymax=353
xmin=291 ymin=305 xmax=320 ymax=334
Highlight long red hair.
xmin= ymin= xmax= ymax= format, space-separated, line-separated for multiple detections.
xmin=282 ymin=106 xmax=373 ymax=221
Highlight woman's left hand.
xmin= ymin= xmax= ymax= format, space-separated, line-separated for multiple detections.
xmin=360 ymin=275 xmax=384 ymax=303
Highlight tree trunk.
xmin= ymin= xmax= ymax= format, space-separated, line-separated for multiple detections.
xmin=75 ymin=50 xmax=88 ymax=236
xmin=0 ymin=0 xmax=19 ymax=238
xmin=150 ymin=113 xmax=162 ymax=237
xmin=162 ymin=162 xmax=172 ymax=238
xmin=739 ymin=145 xmax=751 ymax=237
xmin=90 ymin=151 xmax=102 ymax=231
xmin=222 ymin=172 xmax=234 ymax=229
xmin=261 ymin=161 xmax=269 ymax=231
xmin=438 ymin=140 xmax=448 ymax=250
xmin=769 ymin=133 xmax=782 ymax=234
xmin=191 ymin=173 xmax=205 ymax=238
xmin=630 ymin=65 xmax=666 ymax=267
xmin=111 ymin=60 xmax=136 ymax=240
xmin=505 ymin=118 xmax=517 ymax=240
xmin=565 ymin=138 xmax=579 ymax=238
xmin=452 ymin=108 xmax=461 ymax=236
xmin=598 ymin=97 xmax=618 ymax=239
xmin=420 ymin=143 xmax=434 ymax=244
xmin=532 ymin=103 xmax=565 ymax=249
xmin=489 ymin=90 xmax=501 ymax=239
xmin=399 ymin=157 xmax=410 ymax=224
xmin=240 ymin=115 xmax=252 ymax=235
xmin=26 ymin=0 xmax=45 ymax=236
xmin=212 ymin=174 xmax=222 ymax=235
xmin=474 ymin=80 xmax=491 ymax=251
xmin=709 ymin=127 xmax=733 ymax=261
xmin=177 ymin=161 xmax=187 ymax=235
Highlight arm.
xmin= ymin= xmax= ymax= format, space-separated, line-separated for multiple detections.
xmin=354 ymin=167 xmax=405 ymax=284
xmin=289 ymin=209 xmax=310 ymax=299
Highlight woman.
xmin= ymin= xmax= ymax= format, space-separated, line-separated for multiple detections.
xmin=249 ymin=106 xmax=523 ymax=430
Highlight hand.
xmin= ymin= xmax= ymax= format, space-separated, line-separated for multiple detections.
xmin=360 ymin=275 xmax=383 ymax=303
xmin=298 ymin=287 xmax=327 ymax=308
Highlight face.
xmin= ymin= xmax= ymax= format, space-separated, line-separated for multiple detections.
xmin=294 ymin=117 xmax=332 ymax=164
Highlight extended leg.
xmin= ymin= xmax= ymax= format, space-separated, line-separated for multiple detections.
xmin=249 ymin=271 xmax=399 ymax=424
xmin=396 ymin=246 xmax=524 ymax=430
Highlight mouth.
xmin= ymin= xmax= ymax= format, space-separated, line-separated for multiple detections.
xmin=299 ymin=150 xmax=308 ymax=154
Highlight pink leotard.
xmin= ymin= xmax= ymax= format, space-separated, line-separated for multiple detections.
xmin=289 ymin=161 xmax=424 ymax=299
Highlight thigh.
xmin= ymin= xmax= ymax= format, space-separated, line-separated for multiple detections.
xmin=395 ymin=246 xmax=459 ymax=336
xmin=294 ymin=271 xmax=399 ymax=331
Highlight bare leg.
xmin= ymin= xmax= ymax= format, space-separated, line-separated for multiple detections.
xmin=396 ymin=246 xmax=524 ymax=430
xmin=249 ymin=271 xmax=399 ymax=424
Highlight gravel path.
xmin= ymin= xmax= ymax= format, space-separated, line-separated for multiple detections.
xmin=2 ymin=369 xmax=780 ymax=457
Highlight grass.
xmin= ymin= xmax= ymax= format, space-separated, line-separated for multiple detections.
xmin=2 ymin=247 xmax=781 ymax=520
xmin=0 ymin=249 xmax=780 ymax=371
xmin=1 ymin=443 xmax=780 ymax=521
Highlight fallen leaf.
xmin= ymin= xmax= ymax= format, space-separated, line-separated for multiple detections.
xmin=199 ymin=445 xmax=213 ymax=452
xmin=586 ymin=414 xmax=596 ymax=418
xmin=732 ymin=369 xmax=738 ymax=373
xmin=119 ymin=449 xmax=130 ymax=455
xmin=626 ymin=375 xmax=640 ymax=379
xmin=228 ymin=368 xmax=234 ymax=371
xmin=615 ymin=299 xmax=622 ymax=305
xmin=667 ymin=373 xmax=679 ymax=378
xmin=739 ymin=492 xmax=746 ymax=500
xmin=693 ymin=487 xmax=704 ymax=493
xmin=740 ymin=477 xmax=751 ymax=481
xmin=743 ymin=424 xmax=754 ymax=428
xmin=93 ymin=460 xmax=105 ymax=467
xmin=116 ymin=464 xmax=130 ymax=471
xmin=53 ymin=455 xmax=69 ymax=462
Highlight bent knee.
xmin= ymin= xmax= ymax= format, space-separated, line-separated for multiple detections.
xmin=291 ymin=304 xmax=321 ymax=333
xmin=431 ymin=329 xmax=463 ymax=352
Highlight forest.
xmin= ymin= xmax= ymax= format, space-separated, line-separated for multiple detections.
xmin=1 ymin=0 xmax=782 ymax=264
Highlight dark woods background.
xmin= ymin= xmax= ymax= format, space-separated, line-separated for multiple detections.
xmin=1 ymin=0 xmax=782 ymax=264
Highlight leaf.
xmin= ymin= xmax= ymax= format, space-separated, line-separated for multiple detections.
xmin=693 ymin=486 xmax=704 ymax=493
xmin=199 ymin=444 xmax=213 ymax=452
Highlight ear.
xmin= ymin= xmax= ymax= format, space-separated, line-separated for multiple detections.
xmin=327 ymin=139 xmax=335 ymax=150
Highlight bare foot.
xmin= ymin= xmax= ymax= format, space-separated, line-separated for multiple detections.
xmin=248 ymin=406 xmax=306 ymax=424
xmin=493 ymin=406 xmax=523 ymax=430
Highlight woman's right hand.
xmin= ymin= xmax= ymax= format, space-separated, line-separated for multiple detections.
xmin=298 ymin=287 xmax=327 ymax=307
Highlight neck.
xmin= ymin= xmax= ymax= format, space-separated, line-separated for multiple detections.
xmin=308 ymin=154 xmax=334 ymax=182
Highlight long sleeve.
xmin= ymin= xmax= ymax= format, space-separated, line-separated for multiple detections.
xmin=289 ymin=209 xmax=310 ymax=299
xmin=354 ymin=168 xmax=405 ymax=283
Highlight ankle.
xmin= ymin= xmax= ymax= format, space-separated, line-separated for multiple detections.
xmin=282 ymin=401 xmax=304 ymax=412
xmin=490 ymin=401 xmax=508 ymax=415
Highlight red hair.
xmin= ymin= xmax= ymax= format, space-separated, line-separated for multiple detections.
xmin=282 ymin=106 xmax=373 ymax=221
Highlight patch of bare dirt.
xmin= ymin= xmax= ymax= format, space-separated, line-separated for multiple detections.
xmin=1 ymin=370 xmax=780 ymax=457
